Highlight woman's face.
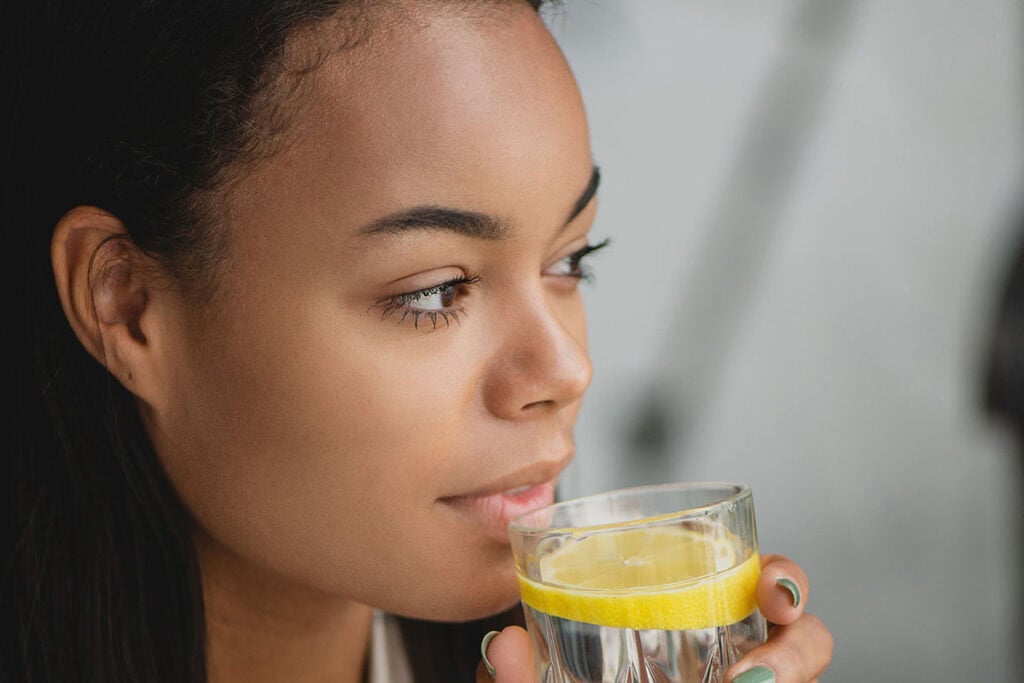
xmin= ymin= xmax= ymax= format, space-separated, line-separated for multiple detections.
xmin=147 ymin=3 xmax=595 ymax=621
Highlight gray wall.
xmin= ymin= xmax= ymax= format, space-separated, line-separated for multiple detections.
xmin=548 ymin=2 xmax=1024 ymax=681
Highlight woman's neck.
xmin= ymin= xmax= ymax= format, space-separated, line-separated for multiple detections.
xmin=195 ymin=531 xmax=374 ymax=683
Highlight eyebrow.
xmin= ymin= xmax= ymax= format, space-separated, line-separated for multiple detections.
xmin=359 ymin=165 xmax=601 ymax=240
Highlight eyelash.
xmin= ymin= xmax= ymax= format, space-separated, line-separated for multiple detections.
xmin=558 ymin=238 xmax=610 ymax=281
xmin=375 ymin=238 xmax=610 ymax=330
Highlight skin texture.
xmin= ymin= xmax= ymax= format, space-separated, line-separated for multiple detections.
xmin=50 ymin=4 xmax=832 ymax=682
xmin=149 ymin=2 xmax=594 ymax=624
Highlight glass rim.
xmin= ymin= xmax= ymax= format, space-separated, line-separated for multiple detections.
xmin=508 ymin=480 xmax=752 ymax=536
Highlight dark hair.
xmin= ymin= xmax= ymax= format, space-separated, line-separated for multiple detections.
xmin=2 ymin=2 xmax=542 ymax=680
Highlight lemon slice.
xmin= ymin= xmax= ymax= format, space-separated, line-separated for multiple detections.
xmin=517 ymin=525 xmax=759 ymax=630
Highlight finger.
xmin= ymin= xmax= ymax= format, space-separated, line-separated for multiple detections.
xmin=476 ymin=626 xmax=537 ymax=682
xmin=757 ymin=554 xmax=808 ymax=626
xmin=726 ymin=613 xmax=833 ymax=683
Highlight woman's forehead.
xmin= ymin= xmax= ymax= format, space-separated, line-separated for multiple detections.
xmin=230 ymin=4 xmax=592 ymax=248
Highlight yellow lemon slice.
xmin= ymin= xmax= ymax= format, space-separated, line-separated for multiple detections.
xmin=517 ymin=525 xmax=759 ymax=630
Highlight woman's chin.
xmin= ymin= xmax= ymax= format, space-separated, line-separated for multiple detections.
xmin=386 ymin=585 xmax=523 ymax=623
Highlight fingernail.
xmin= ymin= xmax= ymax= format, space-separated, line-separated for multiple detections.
xmin=733 ymin=665 xmax=776 ymax=683
xmin=777 ymin=577 xmax=801 ymax=607
xmin=480 ymin=630 xmax=500 ymax=678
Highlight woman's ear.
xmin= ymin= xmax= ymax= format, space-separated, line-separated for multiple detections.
xmin=51 ymin=206 xmax=164 ymax=404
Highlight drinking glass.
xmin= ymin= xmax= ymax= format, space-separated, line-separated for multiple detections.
xmin=509 ymin=482 xmax=766 ymax=683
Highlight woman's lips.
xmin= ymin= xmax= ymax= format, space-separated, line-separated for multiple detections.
xmin=440 ymin=481 xmax=555 ymax=543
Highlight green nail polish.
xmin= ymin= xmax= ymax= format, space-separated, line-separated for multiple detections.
xmin=777 ymin=577 xmax=801 ymax=607
xmin=480 ymin=630 xmax=500 ymax=678
xmin=733 ymin=665 xmax=775 ymax=683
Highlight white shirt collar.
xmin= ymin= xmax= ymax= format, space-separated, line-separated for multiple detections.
xmin=368 ymin=611 xmax=414 ymax=683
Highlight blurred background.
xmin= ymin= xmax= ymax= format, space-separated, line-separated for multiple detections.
xmin=544 ymin=1 xmax=1024 ymax=681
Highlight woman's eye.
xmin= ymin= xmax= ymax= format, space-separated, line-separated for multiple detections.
xmin=410 ymin=282 xmax=458 ymax=311
xmin=373 ymin=275 xmax=480 ymax=329
xmin=545 ymin=238 xmax=611 ymax=280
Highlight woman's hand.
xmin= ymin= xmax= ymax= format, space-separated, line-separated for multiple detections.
xmin=477 ymin=554 xmax=833 ymax=682
xmin=476 ymin=626 xmax=535 ymax=682
xmin=725 ymin=554 xmax=833 ymax=682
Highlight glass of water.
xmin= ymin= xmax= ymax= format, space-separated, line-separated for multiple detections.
xmin=509 ymin=482 xmax=766 ymax=683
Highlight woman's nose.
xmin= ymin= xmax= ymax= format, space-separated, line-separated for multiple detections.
xmin=482 ymin=300 xmax=592 ymax=420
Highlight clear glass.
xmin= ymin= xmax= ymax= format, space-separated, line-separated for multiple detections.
xmin=509 ymin=482 xmax=766 ymax=683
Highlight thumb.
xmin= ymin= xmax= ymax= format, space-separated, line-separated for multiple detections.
xmin=476 ymin=626 xmax=537 ymax=682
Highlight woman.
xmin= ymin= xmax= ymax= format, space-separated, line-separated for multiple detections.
xmin=2 ymin=1 xmax=833 ymax=681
